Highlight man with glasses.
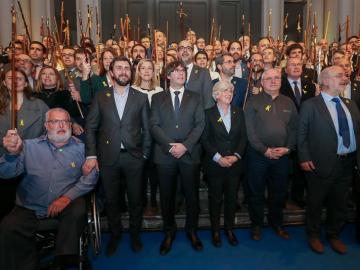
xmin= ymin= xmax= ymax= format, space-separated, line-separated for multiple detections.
xmin=244 ymin=68 xmax=298 ymax=241
xmin=0 ymin=108 xmax=98 ymax=270
xmin=83 ymin=56 xmax=151 ymax=256
xmin=212 ymin=53 xmax=247 ymax=108
xmin=150 ymin=60 xmax=205 ymax=255
xmin=298 ymin=66 xmax=360 ymax=254
xmin=177 ymin=40 xmax=214 ymax=110
xmin=15 ymin=53 xmax=35 ymax=89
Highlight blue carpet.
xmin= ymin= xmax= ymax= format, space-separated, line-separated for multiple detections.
xmin=88 ymin=225 xmax=360 ymax=270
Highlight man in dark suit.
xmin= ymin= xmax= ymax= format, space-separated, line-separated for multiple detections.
xmin=298 ymin=66 xmax=360 ymax=254
xmin=337 ymin=58 xmax=360 ymax=109
xmin=212 ymin=53 xmax=248 ymax=109
xmin=177 ymin=39 xmax=214 ymax=110
xmin=83 ymin=56 xmax=152 ymax=255
xmin=150 ymin=60 xmax=205 ymax=255
xmin=280 ymin=57 xmax=316 ymax=208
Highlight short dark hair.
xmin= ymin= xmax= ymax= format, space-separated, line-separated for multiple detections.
xmin=285 ymin=43 xmax=303 ymax=56
xmin=30 ymin=41 xmax=47 ymax=54
xmin=165 ymin=60 xmax=187 ymax=77
xmin=227 ymin=40 xmax=242 ymax=52
xmin=131 ymin=44 xmax=146 ymax=55
xmin=194 ymin=51 xmax=208 ymax=61
xmin=215 ymin=52 xmax=232 ymax=67
xmin=109 ymin=56 xmax=132 ymax=72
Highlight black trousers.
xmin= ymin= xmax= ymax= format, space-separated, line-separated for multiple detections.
xmin=305 ymin=155 xmax=355 ymax=237
xmin=247 ymin=147 xmax=289 ymax=227
xmin=0 ymin=197 xmax=86 ymax=270
xmin=207 ymin=173 xmax=239 ymax=232
xmin=157 ymin=161 xmax=200 ymax=234
xmin=289 ymin=151 xmax=306 ymax=205
xmin=100 ymin=152 xmax=144 ymax=236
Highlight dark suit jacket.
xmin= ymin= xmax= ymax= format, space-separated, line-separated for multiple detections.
xmin=280 ymin=75 xmax=316 ymax=111
xmin=186 ymin=65 xmax=215 ymax=110
xmin=202 ymin=105 xmax=247 ymax=176
xmin=350 ymin=81 xmax=360 ymax=110
xmin=150 ymin=89 xmax=205 ymax=165
xmin=85 ymin=87 xmax=151 ymax=166
xmin=212 ymin=77 xmax=248 ymax=108
xmin=297 ymin=94 xmax=360 ymax=178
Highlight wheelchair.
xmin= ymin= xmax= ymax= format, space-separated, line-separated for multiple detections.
xmin=36 ymin=192 xmax=101 ymax=270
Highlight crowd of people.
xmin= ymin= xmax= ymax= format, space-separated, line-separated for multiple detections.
xmin=0 ymin=27 xmax=360 ymax=269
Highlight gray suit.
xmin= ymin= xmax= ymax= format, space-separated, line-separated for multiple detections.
xmin=186 ymin=65 xmax=215 ymax=110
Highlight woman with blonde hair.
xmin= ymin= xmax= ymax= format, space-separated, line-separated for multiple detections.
xmin=132 ymin=58 xmax=163 ymax=215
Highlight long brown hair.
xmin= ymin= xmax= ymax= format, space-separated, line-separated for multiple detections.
xmin=99 ymin=48 xmax=117 ymax=77
xmin=34 ymin=66 xmax=64 ymax=93
xmin=0 ymin=67 xmax=33 ymax=115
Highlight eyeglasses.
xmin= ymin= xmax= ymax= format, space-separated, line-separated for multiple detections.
xmin=173 ymin=68 xmax=186 ymax=74
xmin=46 ymin=120 xmax=71 ymax=127
xmin=263 ymin=76 xmax=281 ymax=82
xmin=178 ymin=46 xmax=193 ymax=52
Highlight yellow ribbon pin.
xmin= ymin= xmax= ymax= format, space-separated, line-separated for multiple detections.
xmin=217 ymin=117 xmax=223 ymax=123
xmin=106 ymin=93 xmax=111 ymax=97
xmin=19 ymin=119 xmax=24 ymax=126
xmin=70 ymin=162 xmax=76 ymax=168
xmin=102 ymin=81 xmax=108 ymax=87
xmin=265 ymin=105 xmax=271 ymax=112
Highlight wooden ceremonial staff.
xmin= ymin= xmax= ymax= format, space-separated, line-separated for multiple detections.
xmin=11 ymin=5 xmax=17 ymax=129
xmin=177 ymin=2 xmax=187 ymax=40
xmin=17 ymin=1 xmax=31 ymax=42
xmin=60 ymin=0 xmax=65 ymax=43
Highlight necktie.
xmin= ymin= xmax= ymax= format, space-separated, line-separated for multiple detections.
xmin=293 ymin=81 xmax=301 ymax=105
xmin=174 ymin=91 xmax=180 ymax=119
xmin=332 ymin=97 xmax=350 ymax=148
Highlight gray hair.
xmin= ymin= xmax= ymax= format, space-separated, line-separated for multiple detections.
xmin=212 ymin=81 xmax=234 ymax=100
xmin=45 ymin=108 xmax=71 ymax=122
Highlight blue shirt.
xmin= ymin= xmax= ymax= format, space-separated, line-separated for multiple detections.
xmin=0 ymin=135 xmax=98 ymax=217
xmin=321 ymin=92 xmax=357 ymax=154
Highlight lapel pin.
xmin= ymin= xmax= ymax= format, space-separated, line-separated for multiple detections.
xmin=346 ymin=99 xmax=350 ymax=104
xmin=217 ymin=117 xmax=223 ymax=123
xmin=106 ymin=93 xmax=111 ymax=97
xmin=265 ymin=105 xmax=271 ymax=112
xmin=19 ymin=119 xmax=24 ymax=126
xmin=102 ymin=81 xmax=108 ymax=87
xmin=194 ymin=69 xmax=199 ymax=74
xmin=70 ymin=162 xmax=76 ymax=168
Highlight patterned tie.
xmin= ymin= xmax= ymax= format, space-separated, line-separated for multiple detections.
xmin=332 ymin=97 xmax=350 ymax=148
xmin=293 ymin=81 xmax=301 ymax=105
xmin=174 ymin=91 xmax=180 ymax=119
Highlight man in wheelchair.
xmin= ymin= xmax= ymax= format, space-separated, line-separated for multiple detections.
xmin=0 ymin=108 xmax=98 ymax=270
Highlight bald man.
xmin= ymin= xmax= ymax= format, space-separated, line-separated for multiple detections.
xmin=298 ymin=66 xmax=360 ymax=254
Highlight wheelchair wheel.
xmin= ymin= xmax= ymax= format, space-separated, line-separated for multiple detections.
xmin=88 ymin=192 xmax=101 ymax=255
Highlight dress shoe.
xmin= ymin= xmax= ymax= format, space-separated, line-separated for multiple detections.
xmin=308 ymin=237 xmax=324 ymax=254
xmin=250 ymin=226 xmax=262 ymax=241
xmin=272 ymin=226 xmax=290 ymax=240
xmin=131 ymin=235 xmax=143 ymax=252
xmin=225 ymin=230 xmax=239 ymax=246
xmin=106 ymin=234 xmax=121 ymax=256
xmin=327 ymin=236 xmax=347 ymax=254
xmin=160 ymin=234 xmax=175 ymax=255
xmin=211 ymin=231 xmax=222 ymax=247
xmin=186 ymin=232 xmax=204 ymax=251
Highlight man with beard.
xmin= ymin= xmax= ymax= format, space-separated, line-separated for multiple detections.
xmin=131 ymin=44 xmax=146 ymax=68
xmin=0 ymin=108 xmax=98 ymax=270
xmin=177 ymin=39 xmax=214 ymax=110
xmin=212 ymin=53 xmax=248 ymax=108
xmin=15 ymin=53 xmax=35 ymax=89
xmin=337 ymin=58 xmax=360 ymax=109
xmin=228 ymin=41 xmax=249 ymax=79
xmin=246 ymin=53 xmax=265 ymax=96
xmin=83 ymin=56 xmax=151 ymax=255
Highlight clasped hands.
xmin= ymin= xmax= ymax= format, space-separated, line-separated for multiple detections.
xmin=169 ymin=143 xmax=187 ymax=159
xmin=264 ymin=147 xmax=289 ymax=159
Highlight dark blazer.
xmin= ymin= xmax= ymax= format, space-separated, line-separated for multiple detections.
xmin=202 ymin=105 xmax=247 ymax=176
xmin=297 ymin=94 xmax=360 ymax=178
xmin=186 ymin=64 xmax=215 ymax=110
xmin=280 ymin=75 xmax=316 ymax=111
xmin=212 ymin=77 xmax=248 ymax=108
xmin=350 ymin=80 xmax=360 ymax=110
xmin=85 ymin=87 xmax=151 ymax=166
xmin=150 ymin=89 xmax=205 ymax=165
